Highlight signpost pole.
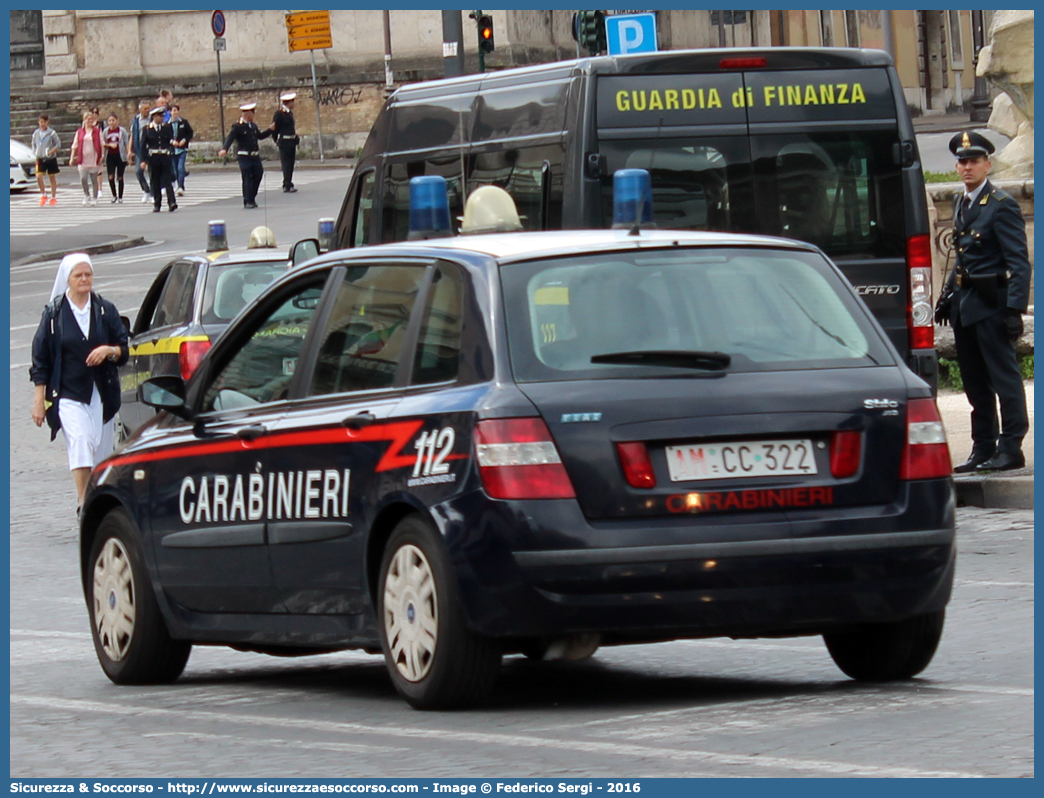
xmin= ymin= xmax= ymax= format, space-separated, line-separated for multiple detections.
xmin=216 ymin=48 xmax=225 ymax=148
xmin=309 ymin=49 xmax=325 ymax=163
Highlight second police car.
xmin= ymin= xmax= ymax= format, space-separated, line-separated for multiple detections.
xmin=117 ymin=223 xmax=293 ymax=437
xmin=81 ymin=173 xmax=955 ymax=710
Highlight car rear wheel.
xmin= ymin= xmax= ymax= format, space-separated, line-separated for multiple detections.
xmin=824 ymin=610 xmax=944 ymax=681
xmin=87 ymin=508 xmax=191 ymax=684
xmin=378 ymin=514 xmax=501 ymax=709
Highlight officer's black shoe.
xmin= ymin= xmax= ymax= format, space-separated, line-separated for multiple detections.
xmin=169 ymin=205 xmax=178 ymax=212
xmin=245 ymin=202 xmax=258 ymax=209
xmin=953 ymin=451 xmax=996 ymax=473
xmin=287 ymin=186 xmax=297 ymax=193
xmin=974 ymin=452 xmax=1026 ymax=472
xmin=152 ymin=207 xmax=161 ymax=213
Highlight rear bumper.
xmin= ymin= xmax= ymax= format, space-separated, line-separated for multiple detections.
xmin=439 ymin=479 xmax=955 ymax=640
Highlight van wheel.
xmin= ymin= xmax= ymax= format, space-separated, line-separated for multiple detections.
xmin=824 ymin=610 xmax=944 ymax=681
xmin=87 ymin=508 xmax=191 ymax=684
xmin=378 ymin=514 xmax=501 ymax=709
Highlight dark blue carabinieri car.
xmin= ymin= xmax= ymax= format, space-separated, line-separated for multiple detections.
xmin=80 ymin=228 xmax=955 ymax=709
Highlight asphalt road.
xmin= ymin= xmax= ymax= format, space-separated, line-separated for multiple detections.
xmin=8 ymin=169 xmax=1034 ymax=778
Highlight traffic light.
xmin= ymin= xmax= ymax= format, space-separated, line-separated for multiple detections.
xmin=478 ymin=14 xmax=494 ymax=53
xmin=577 ymin=10 xmax=606 ymax=56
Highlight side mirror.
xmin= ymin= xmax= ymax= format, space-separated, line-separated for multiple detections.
xmin=120 ymin=315 xmax=131 ymax=334
xmin=140 ymin=376 xmax=193 ymax=420
xmin=290 ymin=238 xmax=320 ymax=267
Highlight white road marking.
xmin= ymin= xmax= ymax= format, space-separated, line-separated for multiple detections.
xmin=8 ymin=693 xmax=985 ymax=777
xmin=959 ymin=580 xmax=1033 ymax=588
xmin=141 ymin=730 xmax=406 ymax=755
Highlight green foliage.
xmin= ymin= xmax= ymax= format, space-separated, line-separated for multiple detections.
xmin=1020 ymin=353 xmax=1034 ymax=381
xmin=924 ymin=170 xmax=959 ymax=184
xmin=938 ymin=357 xmax=963 ymax=392
xmin=939 ymin=354 xmax=1033 ymax=392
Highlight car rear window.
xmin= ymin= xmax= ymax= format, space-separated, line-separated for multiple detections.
xmin=201 ymin=261 xmax=289 ymax=325
xmin=501 ymin=246 xmax=893 ymax=383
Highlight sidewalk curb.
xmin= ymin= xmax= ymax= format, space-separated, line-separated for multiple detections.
xmin=955 ymin=474 xmax=1034 ymax=510
xmin=13 ymin=237 xmax=148 ymax=267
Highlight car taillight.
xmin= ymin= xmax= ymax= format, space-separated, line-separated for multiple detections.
xmin=475 ymin=418 xmax=576 ymax=500
xmin=907 ymin=234 xmax=934 ymax=350
xmin=178 ymin=338 xmax=211 ymax=381
xmin=899 ymin=398 xmax=952 ymax=479
xmin=829 ymin=431 xmax=862 ymax=478
xmin=616 ymin=442 xmax=656 ymax=488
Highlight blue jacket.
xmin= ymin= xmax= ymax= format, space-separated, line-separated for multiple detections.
xmin=945 ymin=179 xmax=1032 ymax=327
xmin=30 ymin=293 xmax=129 ymax=440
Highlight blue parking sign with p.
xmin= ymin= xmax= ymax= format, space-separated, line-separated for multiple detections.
xmin=606 ymin=12 xmax=658 ymax=55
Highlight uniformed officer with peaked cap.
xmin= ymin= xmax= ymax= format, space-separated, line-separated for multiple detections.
xmin=142 ymin=106 xmax=177 ymax=212
xmin=271 ymin=92 xmax=299 ymax=193
xmin=935 ymin=130 xmax=1032 ymax=472
xmin=218 ymin=102 xmax=273 ymax=208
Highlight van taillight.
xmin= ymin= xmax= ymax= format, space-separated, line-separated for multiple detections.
xmin=899 ymin=398 xmax=952 ymax=479
xmin=178 ymin=339 xmax=211 ymax=380
xmin=475 ymin=418 xmax=576 ymax=500
xmin=907 ymin=235 xmax=934 ymax=350
xmin=720 ymin=57 xmax=766 ymax=69
xmin=616 ymin=442 xmax=656 ymax=488
xmin=829 ymin=431 xmax=862 ymax=478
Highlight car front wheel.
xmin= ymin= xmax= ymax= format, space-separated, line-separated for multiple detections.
xmin=86 ymin=508 xmax=191 ymax=684
xmin=378 ymin=514 xmax=501 ymax=709
xmin=824 ymin=610 xmax=945 ymax=681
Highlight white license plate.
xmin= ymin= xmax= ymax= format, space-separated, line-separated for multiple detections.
xmin=666 ymin=438 xmax=818 ymax=482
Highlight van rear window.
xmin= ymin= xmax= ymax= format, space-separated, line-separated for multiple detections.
xmin=501 ymin=247 xmax=892 ymax=383
xmin=599 ymin=130 xmax=904 ymax=260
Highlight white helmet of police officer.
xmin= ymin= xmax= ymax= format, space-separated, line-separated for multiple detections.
xmin=459 ymin=185 xmax=523 ymax=235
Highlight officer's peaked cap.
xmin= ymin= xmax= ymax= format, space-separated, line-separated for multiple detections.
xmin=149 ymin=106 xmax=165 ymax=117
xmin=239 ymin=102 xmax=257 ymax=112
xmin=280 ymin=92 xmax=297 ymax=101
xmin=949 ymin=130 xmax=995 ymax=158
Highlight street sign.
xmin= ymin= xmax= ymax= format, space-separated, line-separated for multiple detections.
xmin=605 ymin=12 xmax=658 ymax=55
xmin=211 ymin=10 xmax=226 ymax=38
xmin=213 ymin=37 xmax=226 ymax=51
xmin=286 ymin=10 xmax=332 ymax=52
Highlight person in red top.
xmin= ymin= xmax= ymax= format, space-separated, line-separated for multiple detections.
xmin=70 ymin=111 xmax=104 ymax=206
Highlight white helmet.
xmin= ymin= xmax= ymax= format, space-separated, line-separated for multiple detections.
xmin=247 ymin=226 xmax=277 ymax=248
xmin=459 ymin=185 xmax=523 ymax=235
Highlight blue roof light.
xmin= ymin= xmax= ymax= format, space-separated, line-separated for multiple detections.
xmin=612 ymin=169 xmax=654 ymax=231
xmin=408 ymin=176 xmax=453 ymax=240
xmin=207 ymin=219 xmax=228 ymax=252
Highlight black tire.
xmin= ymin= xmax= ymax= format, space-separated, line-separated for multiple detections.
xmin=86 ymin=508 xmax=191 ymax=684
xmin=377 ymin=514 xmax=501 ymax=709
xmin=824 ymin=610 xmax=945 ymax=681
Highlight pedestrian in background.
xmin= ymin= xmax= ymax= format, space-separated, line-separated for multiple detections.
xmin=88 ymin=107 xmax=107 ymax=199
xmin=103 ymin=113 xmax=130 ymax=204
xmin=156 ymin=89 xmax=173 ymax=123
xmin=32 ymin=114 xmax=61 ymax=206
xmin=142 ymin=106 xmax=177 ymax=213
xmin=70 ymin=110 xmax=103 ymax=206
xmin=169 ymin=104 xmax=194 ymax=196
xmin=30 ymin=253 xmax=128 ymax=512
xmin=130 ymin=100 xmax=152 ymax=203
xmin=218 ymin=102 xmax=273 ymax=209
xmin=935 ymin=131 xmax=1032 ymax=472
xmin=271 ymin=91 xmax=299 ymax=193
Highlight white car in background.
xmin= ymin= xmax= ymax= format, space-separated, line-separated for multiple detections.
xmin=10 ymin=138 xmax=35 ymax=192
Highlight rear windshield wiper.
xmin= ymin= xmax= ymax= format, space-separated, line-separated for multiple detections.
xmin=590 ymin=350 xmax=731 ymax=370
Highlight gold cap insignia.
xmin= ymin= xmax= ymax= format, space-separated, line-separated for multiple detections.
xmin=962 ymin=132 xmax=971 ymax=148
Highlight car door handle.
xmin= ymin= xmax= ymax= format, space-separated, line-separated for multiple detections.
xmin=342 ymin=412 xmax=376 ymax=429
xmin=236 ymin=424 xmax=267 ymax=441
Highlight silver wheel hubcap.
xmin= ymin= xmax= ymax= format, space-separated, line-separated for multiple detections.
xmin=383 ymin=544 xmax=438 ymax=682
xmin=92 ymin=537 xmax=135 ymax=662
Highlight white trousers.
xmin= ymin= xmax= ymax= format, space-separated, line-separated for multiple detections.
xmin=59 ymin=385 xmax=114 ymax=470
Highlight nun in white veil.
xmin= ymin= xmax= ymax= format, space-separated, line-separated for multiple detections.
xmin=31 ymin=253 xmax=129 ymax=513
